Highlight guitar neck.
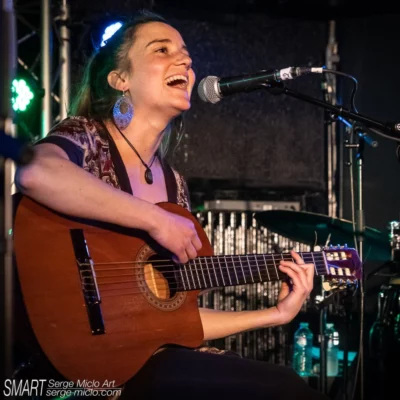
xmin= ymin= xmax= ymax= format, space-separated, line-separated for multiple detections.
xmin=177 ymin=252 xmax=328 ymax=291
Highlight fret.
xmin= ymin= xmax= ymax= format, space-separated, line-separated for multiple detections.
xmin=217 ymin=256 xmax=226 ymax=286
xmin=246 ymin=255 xmax=254 ymax=283
xmin=231 ymin=255 xmax=239 ymax=284
xmin=193 ymin=259 xmax=202 ymax=289
xmin=223 ymin=256 xmax=232 ymax=286
xmin=188 ymin=262 xmax=197 ymax=289
xmin=179 ymin=267 xmax=187 ymax=291
xmin=254 ymin=255 xmax=262 ymax=282
xmin=310 ymin=252 xmax=318 ymax=275
xmin=199 ymin=258 xmax=208 ymax=288
xmin=238 ymin=256 xmax=247 ymax=284
xmin=183 ymin=264 xmax=191 ymax=290
xmin=205 ymin=257 xmax=213 ymax=287
xmin=300 ymin=252 xmax=312 ymax=264
xmin=271 ymin=254 xmax=279 ymax=279
xmin=321 ymin=251 xmax=329 ymax=276
xmin=262 ymin=254 xmax=270 ymax=281
xmin=210 ymin=257 xmax=220 ymax=287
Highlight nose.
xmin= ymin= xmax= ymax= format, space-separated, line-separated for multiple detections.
xmin=175 ymin=51 xmax=192 ymax=70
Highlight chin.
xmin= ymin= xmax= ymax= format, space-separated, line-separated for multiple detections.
xmin=171 ymin=101 xmax=191 ymax=116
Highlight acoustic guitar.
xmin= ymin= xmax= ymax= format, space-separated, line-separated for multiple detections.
xmin=13 ymin=195 xmax=361 ymax=387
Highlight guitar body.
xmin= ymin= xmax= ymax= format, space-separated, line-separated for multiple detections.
xmin=13 ymin=196 xmax=212 ymax=386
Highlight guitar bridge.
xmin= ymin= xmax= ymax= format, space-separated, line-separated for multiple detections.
xmin=70 ymin=229 xmax=105 ymax=335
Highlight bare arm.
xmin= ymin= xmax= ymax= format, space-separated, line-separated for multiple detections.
xmin=16 ymin=143 xmax=202 ymax=263
xmin=199 ymin=306 xmax=281 ymax=341
xmin=16 ymin=143 xmax=161 ymax=230
xmin=199 ymin=251 xmax=315 ymax=341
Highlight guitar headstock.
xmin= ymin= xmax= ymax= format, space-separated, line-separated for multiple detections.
xmin=321 ymin=245 xmax=362 ymax=291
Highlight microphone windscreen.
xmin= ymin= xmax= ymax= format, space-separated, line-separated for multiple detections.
xmin=197 ymin=76 xmax=221 ymax=104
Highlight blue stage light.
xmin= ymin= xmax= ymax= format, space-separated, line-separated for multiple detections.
xmin=101 ymin=22 xmax=123 ymax=47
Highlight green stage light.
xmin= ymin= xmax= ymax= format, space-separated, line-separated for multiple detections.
xmin=11 ymin=78 xmax=34 ymax=112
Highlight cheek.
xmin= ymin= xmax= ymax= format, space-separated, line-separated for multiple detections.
xmin=132 ymin=62 xmax=166 ymax=92
xmin=188 ymin=70 xmax=196 ymax=94
xmin=130 ymin=70 xmax=166 ymax=107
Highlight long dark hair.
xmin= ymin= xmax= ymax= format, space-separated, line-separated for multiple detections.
xmin=69 ymin=9 xmax=184 ymax=159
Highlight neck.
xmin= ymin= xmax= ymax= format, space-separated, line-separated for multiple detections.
xmin=107 ymin=110 xmax=171 ymax=164
xmin=174 ymin=252 xmax=329 ymax=292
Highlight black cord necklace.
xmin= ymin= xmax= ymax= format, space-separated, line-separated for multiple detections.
xmin=113 ymin=123 xmax=157 ymax=185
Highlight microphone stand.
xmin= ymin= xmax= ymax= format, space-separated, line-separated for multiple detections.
xmin=342 ymin=120 xmax=376 ymax=400
xmin=263 ymin=82 xmax=393 ymax=400
xmin=263 ymin=82 xmax=400 ymax=139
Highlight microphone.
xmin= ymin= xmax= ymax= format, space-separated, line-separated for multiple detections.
xmin=197 ymin=66 xmax=323 ymax=104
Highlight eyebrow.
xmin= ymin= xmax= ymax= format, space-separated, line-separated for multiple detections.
xmin=145 ymin=38 xmax=189 ymax=52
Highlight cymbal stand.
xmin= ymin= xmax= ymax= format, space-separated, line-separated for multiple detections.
xmin=315 ymin=286 xmax=355 ymax=399
xmin=344 ymin=120 xmax=378 ymax=400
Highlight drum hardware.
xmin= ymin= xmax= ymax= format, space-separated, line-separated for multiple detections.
xmin=254 ymin=209 xmax=391 ymax=263
xmin=367 ymin=220 xmax=400 ymax=399
xmin=367 ymin=221 xmax=400 ymax=280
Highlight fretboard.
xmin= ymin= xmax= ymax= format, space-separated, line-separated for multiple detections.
xmin=176 ymin=252 xmax=327 ymax=291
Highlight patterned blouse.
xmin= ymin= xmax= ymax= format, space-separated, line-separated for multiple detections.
xmin=36 ymin=116 xmax=236 ymax=359
xmin=37 ymin=116 xmax=191 ymax=208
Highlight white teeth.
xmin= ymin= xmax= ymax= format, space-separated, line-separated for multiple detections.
xmin=166 ymin=75 xmax=188 ymax=84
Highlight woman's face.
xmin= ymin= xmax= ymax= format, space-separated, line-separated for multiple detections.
xmin=126 ymin=22 xmax=195 ymax=118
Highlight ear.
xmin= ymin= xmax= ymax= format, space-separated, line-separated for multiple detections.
xmin=107 ymin=71 xmax=128 ymax=91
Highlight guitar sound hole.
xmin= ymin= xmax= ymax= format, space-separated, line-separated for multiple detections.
xmin=143 ymin=256 xmax=178 ymax=300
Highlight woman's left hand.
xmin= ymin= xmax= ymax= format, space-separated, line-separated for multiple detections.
xmin=274 ymin=250 xmax=315 ymax=325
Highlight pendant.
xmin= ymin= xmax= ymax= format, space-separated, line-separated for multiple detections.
xmin=145 ymin=168 xmax=153 ymax=184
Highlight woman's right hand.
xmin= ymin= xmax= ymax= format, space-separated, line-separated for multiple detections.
xmin=148 ymin=206 xmax=202 ymax=264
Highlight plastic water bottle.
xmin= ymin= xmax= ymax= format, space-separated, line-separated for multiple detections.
xmin=326 ymin=323 xmax=339 ymax=376
xmin=292 ymin=322 xmax=313 ymax=376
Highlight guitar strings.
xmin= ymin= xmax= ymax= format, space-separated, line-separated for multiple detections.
xmin=93 ymin=266 xmax=330 ymax=289
xmin=94 ymin=268 xmax=354 ymax=299
xmin=92 ymin=252 xmax=325 ymax=266
xmin=92 ymin=253 xmax=326 ymax=272
xmin=94 ymin=271 xmax=327 ymax=293
xmin=92 ymin=258 xmax=327 ymax=277
xmin=86 ymin=260 xmax=335 ymax=299
xmin=91 ymin=262 xmax=343 ymax=298
xmin=90 ymin=256 xmax=328 ymax=288
xmin=94 ymin=270 xmax=340 ymax=298
xmin=77 ymin=253 xmax=340 ymax=299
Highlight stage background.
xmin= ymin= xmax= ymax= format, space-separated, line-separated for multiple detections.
xmin=10 ymin=1 xmax=400 ymax=399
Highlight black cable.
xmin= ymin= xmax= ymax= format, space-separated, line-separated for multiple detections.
xmin=321 ymin=69 xmax=400 ymax=144
xmin=321 ymin=68 xmax=359 ymax=113
xmin=368 ymin=126 xmax=400 ymax=143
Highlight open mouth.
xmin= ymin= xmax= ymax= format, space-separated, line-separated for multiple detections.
xmin=166 ymin=74 xmax=188 ymax=90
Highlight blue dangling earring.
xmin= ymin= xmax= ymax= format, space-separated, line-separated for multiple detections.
xmin=112 ymin=91 xmax=133 ymax=130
